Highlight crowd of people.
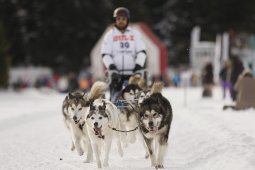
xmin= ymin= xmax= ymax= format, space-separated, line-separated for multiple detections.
xmin=200 ymin=55 xmax=255 ymax=111
xmin=219 ymin=56 xmax=255 ymax=110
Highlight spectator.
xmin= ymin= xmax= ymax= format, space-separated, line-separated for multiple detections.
xmin=67 ymin=72 xmax=79 ymax=92
xmin=223 ymin=69 xmax=255 ymax=110
xmin=219 ymin=59 xmax=232 ymax=98
xmin=172 ymin=72 xmax=181 ymax=87
xmin=201 ymin=62 xmax=214 ymax=97
xmin=190 ymin=72 xmax=199 ymax=87
xmin=229 ymin=56 xmax=244 ymax=101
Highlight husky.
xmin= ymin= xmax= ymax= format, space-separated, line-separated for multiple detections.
xmin=62 ymin=81 xmax=106 ymax=162
xmin=136 ymin=82 xmax=163 ymax=107
xmin=128 ymin=74 xmax=148 ymax=90
xmin=85 ymin=98 xmax=124 ymax=168
xmin=116 ymin=83 xmax=142 ymax=145
xmin=139 ymin=90 xmax=173 ymax=169
xmin=134 ymin=82 xmax=164 ymax=159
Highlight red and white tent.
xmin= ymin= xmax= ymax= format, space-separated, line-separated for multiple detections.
xmin=90 ymin=23 xmax=167 ymax=79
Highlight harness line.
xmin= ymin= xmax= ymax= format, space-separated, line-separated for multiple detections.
xmin=108 ymin=125 xmax=138 ymax=132
xmin=108 ymin=100 xmax=141 ymax=133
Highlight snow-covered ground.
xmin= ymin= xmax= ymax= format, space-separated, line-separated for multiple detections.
xmin=1 ymin=86 xmax=255 ymax=170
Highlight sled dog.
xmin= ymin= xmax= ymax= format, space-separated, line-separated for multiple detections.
xmin=128 ymin=74 xmax=147 ymax=90
xmin=85 ymin=98 xmax=123 ymax=168
xmin=117 ymin=83 xmax=142 ymax=144
xmin=139 ymin=91 xmax=173 ymax=169
xmin=62 ymin=81 xmax=106 ymax=162
xmin=136 ymin=82 xmax=163 ymax=107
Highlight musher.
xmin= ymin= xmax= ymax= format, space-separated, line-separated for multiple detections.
xmin=101 ymin=7 xmax=147 ymax=101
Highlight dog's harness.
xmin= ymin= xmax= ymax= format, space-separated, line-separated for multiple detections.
xmin=108 ymin=99 xmax=141 ymax=133
xmin=108 ymin=125 xmax=138 ymax=132
xmin=114 ymin=99 xmax=140 ymax=113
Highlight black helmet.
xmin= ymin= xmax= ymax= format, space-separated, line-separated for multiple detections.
xmin=113 ymin=7 xmax=130 ymax=19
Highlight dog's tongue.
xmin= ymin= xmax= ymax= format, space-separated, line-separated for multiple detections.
xmin=94 ymin=127 xmax=102 ymax=135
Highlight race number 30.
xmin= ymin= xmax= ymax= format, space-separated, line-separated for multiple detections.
xmin=120 ymin=42 xmax=129 ymax=48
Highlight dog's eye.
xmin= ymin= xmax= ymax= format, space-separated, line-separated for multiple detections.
xmin=144 ymin=114 xmax=148 ymax=119
xmin=71 ymin=108 xmax=74 ymax=110
xmin=78 ymin=108 xmax=82 ymax=111
xmin=99 ymin=117 xmax=102 ymax=120
xmin=91 ymin=117 xmax=94 ymax=120
xmin=153 ymin=113 xmax=158 ymax=117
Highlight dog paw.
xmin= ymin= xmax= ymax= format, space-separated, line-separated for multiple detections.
xmin=77 ymin=150 xmax=84 ymax=156
xmin=97 ymin=163 xmax=102 ymax=169
xmin=145 ymin=153 xmax=149 ymax=159
xmin=151 ymin=162 xmax=156 ymax=167
xmin=155 ymin=164 xmax=164 ymax=169
xmin=124 ymin=143 xmax=129 ymax=148
xmin=103 ymin=162 xmax=109 ymax=167
xmin=83 ymin=160 xmax=89 ymax=163
xmin=70 ymin=146 xmax=75 ymax=151
xmin=70 ymin=142 xmax=75 ymax=151
xmin=83 ymin=159 xmax=93 ymax=163
xmin=118 ymin=148 xmax=124 ymax=157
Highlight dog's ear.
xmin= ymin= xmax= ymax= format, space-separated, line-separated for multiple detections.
xmin=81 ymin=99 xmax=89 ymax=107
xmin=83 ymin=93 xmax=88 ymax=100
xmin=102 ymin=94 xmax=106 ymax=99
xmin=68 ymin=92 xmax=75 ymax=99
xmin=139 ymin=112 xmax=144 ymax=119
xmin=84 ymin=99 xmax=92 ymax=107
xmin=89 ymin=100 xmax=95 ymax=110
xmin=68 ymin=93 xmax=74 ymax=99
xmin=103 ymin=101 xmax=106 ymax=110
xmin=86 ymin=112 xmax=92 ymax=119
xmin=156 ymin=94 xmax=164 ymax=105
xmin=98 ymin=101 xmax=106 ymax=111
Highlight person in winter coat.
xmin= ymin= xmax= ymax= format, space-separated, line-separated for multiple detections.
xmin=101 ymin=7 xmax=147 ymax=101
xmin=201 ymin=62 xmax=214 ymax=97
xmin=223 ymin=69 xmax=255 ymax=110
xmin=219 ymin=59 xmax=232 ymax=98
xmin=229 ymin=56 xmax=244 ymax=101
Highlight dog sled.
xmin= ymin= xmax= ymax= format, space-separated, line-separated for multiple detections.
xmin=105 ymin=69 xmax=149 ymax=103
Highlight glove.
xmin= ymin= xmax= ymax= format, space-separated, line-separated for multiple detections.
xmin=111 ymin=72 xmax=119 ymax=81
xmin=109 ymin=64 xmax=117 ymax=70
xmin=133 ymin=64 xmax=142 ymax=72
xmin=108 ymin=64 xmax=119 ymax=82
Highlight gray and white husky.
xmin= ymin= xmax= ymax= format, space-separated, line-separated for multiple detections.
xmin=117 ymin=84 xmax=142 ymax=145
xmin=85 ymin=98 xmax=123 ymax=168
xmin=62 ymin=81 xmax=106 ymax=162
xmin=139 ymin=90 xmax=173 ymax=169
xmin=136 ymin=82 xmax=163 ymax=107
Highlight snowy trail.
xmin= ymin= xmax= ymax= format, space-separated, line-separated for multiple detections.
xmin=0 ymin=87 xmax=255 ymax=170
xmin=167 ymin=88 xmax=255 ymax=170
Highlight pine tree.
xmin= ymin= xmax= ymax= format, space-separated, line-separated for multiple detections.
xmin=0 ymin=21 xmax=11 ymax=89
